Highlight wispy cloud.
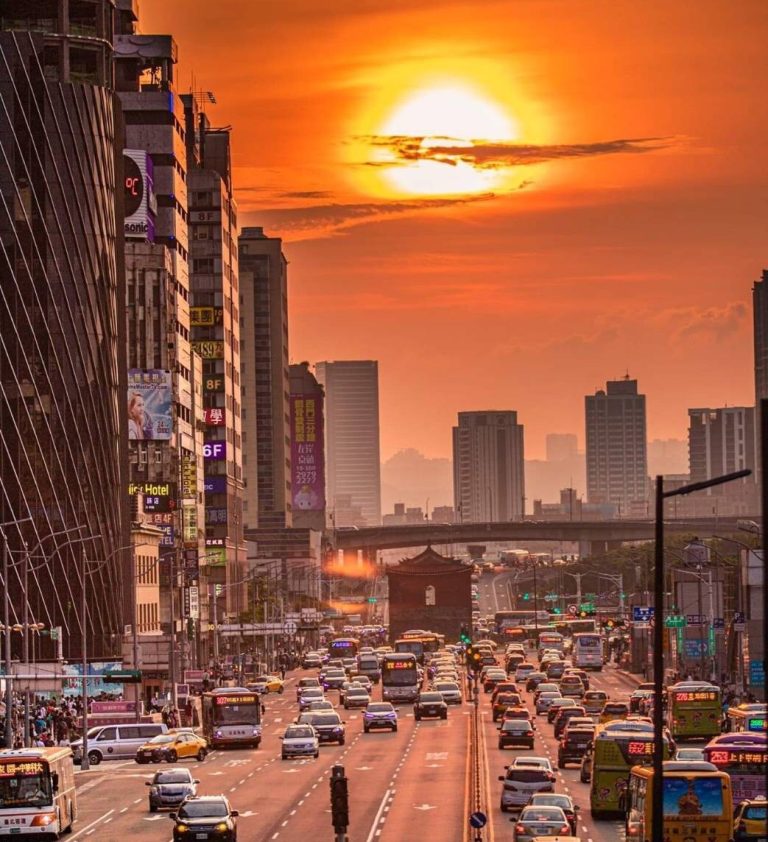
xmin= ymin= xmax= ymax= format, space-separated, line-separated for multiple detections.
xmin=361 ymin=135 xmax=675 ymax=169
xmin=250 ymin=192 xmax=501 ymax=241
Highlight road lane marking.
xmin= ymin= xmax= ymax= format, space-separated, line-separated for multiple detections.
xmin=365 ymin=788 xmax=393 ymax=842
xmin=68 ymin=810 xmax=115 ymax=841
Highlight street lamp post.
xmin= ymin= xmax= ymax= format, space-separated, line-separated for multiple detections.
xmin=652 ymin=468 xmax=751 ymax=842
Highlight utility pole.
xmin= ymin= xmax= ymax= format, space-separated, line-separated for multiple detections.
xmin=169 ymin=549 xmax=177 ymax=708
xmin=3 ymin=534 xmax=12 ymax=749
xmin=81 ymin=546 xmax=90 ymax=771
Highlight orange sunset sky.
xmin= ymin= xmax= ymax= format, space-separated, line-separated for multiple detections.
xmin=144 ymin=0 xmax=767 ymax=461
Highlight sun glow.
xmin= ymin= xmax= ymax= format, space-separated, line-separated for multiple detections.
xmin=373 ymin=83 xmax=518 ymax=196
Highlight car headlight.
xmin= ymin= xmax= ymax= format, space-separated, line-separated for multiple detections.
xmin=215 ymin=730 xmax=223 ymax=737
xmin=215 ymin=822 xmax=229 ymax=831
xmin=176 ymin=823 xmax=189 ymax=833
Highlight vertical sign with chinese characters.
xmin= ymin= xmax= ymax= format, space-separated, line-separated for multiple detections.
xmin=290 ymin=395 xmax=325 ymax=511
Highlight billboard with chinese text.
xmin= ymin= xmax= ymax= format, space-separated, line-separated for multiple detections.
xmin=290 ymin=395 xmax=325 ymax=512
xmin=127 ymin=370 xmax=172 ymax=440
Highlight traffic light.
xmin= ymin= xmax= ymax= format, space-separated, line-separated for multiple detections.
xmin=551 ymin=607 xmax=562 ymax=615
xmin=330 ymin=766 xmax=349 ymax=832
xmin=459 ymin=625 xmax=471 ymax=645
xmin=603 ymin=619 xmax=616 ymax=631
xmin=522 ymin=592 xmax=530 ymax=601
xmin=465 ymin=644 xmax=482 ymax=672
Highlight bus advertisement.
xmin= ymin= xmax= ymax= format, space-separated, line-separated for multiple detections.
xmin=572 ymin=633 xmax=604 ymax=670
xmin=704 ymin=736 xmax=767 ymax=802
xmin=588 ymin=730 xmax=670 ymax=818
xmin=626 ymin=762 xmax=733 ymax=842
xmin=328 ymin=637 xmax=359 ymax=660
xmin=201 ymin=688 xmax=262 ymax=749
xmin=667 ymin=684 xmax=721 ymax=740
xmin=381 ymin=654 xmax=420 ymax=702
xmin=0 ymin=747 xmax=77 ymax=838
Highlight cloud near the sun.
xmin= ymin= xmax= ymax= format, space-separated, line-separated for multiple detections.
xmin=361 ymin=135 xmax=676 ymax=169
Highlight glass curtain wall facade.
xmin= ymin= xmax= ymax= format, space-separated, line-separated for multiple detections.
xmin=0 ymin=20 xmax=129 ymax=661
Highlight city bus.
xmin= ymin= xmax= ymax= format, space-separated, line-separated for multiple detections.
xmin=704 ymin=733 xmax=766 ymax=802
xmin=626 ymin=761 xmax=733 ymax=842
xmin=725 ymin=702 xmax=767 ymax=734
xmin=394 ymin=637 xmax=426 ymax=664
xmin=537 ymin=631 xmax=565 ymax=657
xmin=201 ymin=687 xmax=262 ymax=749
xmin=572 ymin=632 xmax=604 ymax=670
xmin=328 ymin=637 xmax=360 ymax=660
xmin=0 ymin=747 xmax=77 ymax=838
xmin=667 ymin=682 xmax=721 ymax=740
xmin=588 ymin=726 xmax=671 ymax=819
xmin=551 ymin=618 xmax=599 ymax=636
xmin=381 ymin=653 xmax=420 ymax=702
xmin=494 ymin=609 xmax=550 ymax=634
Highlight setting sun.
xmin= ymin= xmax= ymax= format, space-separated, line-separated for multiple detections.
xmin=372 ymin=83 xmax=518 ymax=196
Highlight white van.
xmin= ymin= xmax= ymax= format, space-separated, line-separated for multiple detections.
xmin=71 ymin=722 xmax=168 ymax=765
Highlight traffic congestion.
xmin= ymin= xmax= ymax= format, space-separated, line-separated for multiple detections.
xmin=0 ymin=567 xmax=765 ymax=841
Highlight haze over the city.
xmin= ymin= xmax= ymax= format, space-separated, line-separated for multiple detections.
xmin=144 ymin=1 xmax=764 ymax=461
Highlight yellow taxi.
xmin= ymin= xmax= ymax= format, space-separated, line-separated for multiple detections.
xmin=734 ymin=796 xmax=767 ymax=841
xmin=136 ymin=730 xmax=209 ymax=764
xmin=249 ymin=675 xmax=285 ymax=694
xmin=598 ymin=701 xmax=629 ymax=725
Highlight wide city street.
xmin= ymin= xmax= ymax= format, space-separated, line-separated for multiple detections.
xmin=67 ymin=571 xmax=640 ymax=842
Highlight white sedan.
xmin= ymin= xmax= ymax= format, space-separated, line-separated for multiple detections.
xmin=433 ymin=681 xmax=462 ymax=704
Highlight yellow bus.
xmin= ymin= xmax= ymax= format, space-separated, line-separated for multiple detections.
xmin=0 ymin=747 xmax=77 ymax=838
xmin=589 ymin=727 xmax=671 ymax=819
xmin=725 ymin=703 xmax=767 ymax=734
xmin=625 ymin=761 xmax=733 ymax=842
xmin=667 ymin=682 xmax=721 ymax=740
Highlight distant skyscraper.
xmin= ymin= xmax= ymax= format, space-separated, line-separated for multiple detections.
xmin=239 ymin=227 xmax=292 ymax=530
xmin=452 ymin=411 xmax=525 ymax=522
xmin=688 ymin=407 xmax=756 ymax=482
xmin=315 ymin=361 xmax=382 ymax=527
xmin=585 ymin=377 xmax=647 ymax=514
xmin=753 ymin=270 xmax=768 ymax=405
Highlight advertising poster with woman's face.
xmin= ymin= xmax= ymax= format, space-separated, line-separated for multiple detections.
xmin=127 ymin=370 xmax=172 ymax=440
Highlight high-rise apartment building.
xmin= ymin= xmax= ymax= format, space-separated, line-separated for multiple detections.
xmin=239 ymin=228 xmax=292 ymax=530
xmin=183 ymin=98 xmax=246 ymax=626
xmin=315 ymin=361 xmax=382 ymax=527
xmin=115 ymin=20 xmax=208 ymax=671
xmin=452 ymin=411 xmax=525 ymax=522
xmin=585 ymin=377 xmax=647 ymax=513
xmin=0 ymin=2 xmax=130 ymax=660
xmin=688 ymin=406 xmax=756 ymax=502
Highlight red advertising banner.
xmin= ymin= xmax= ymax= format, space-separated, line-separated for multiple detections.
xmin=290 ymin=395 xmax=325 ymax=512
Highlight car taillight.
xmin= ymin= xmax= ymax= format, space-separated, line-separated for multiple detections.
xmin=526 ymin=730 xmax=533 ymax=736
xmin=737 ymin=821 xmax=747 ymax=833
xmin=515 ymin=825 xmax=526 ymax=834
xmin=560 ymin=826 xmax=570 ymax=834
xmin=547 ymin=772 xmax=556 ymax=781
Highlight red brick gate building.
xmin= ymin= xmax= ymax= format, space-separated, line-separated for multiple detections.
xmin=386 ymin=546 xmax=473 ymax=643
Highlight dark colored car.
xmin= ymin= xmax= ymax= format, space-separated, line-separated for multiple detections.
xmin=629 ymin=688 xmax=654 ymax=713
xmin=525 ymin=672 xmax=548 ymax=692
xmin=557 ymin=726 xmax=595 ymax=768
xmin=363 ymin=702 xmax=398 ymax=732
xmin=545 ymin=661 xmax=567 ymax=680
xmin=146 ymin=768 xmax=198 ymax=812
xmin=301 ymin=653 xmax=322 ymax=669
xmin=498 ymin=719 xmax=535 ymax=749
xmin=170 ymin=796 xmax=238 ymax=842
xmin=306 ymin=712 xmax=346 ymax=745
xmin=322 ymin=670 xmax=347 ymax=691
xmin=414 ymin=692 xmax=448 ymax=720
xmin=554 ymin=706 xmax=588 ymax=739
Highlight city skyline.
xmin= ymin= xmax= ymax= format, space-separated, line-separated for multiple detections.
xmin=143 ymin=1 xmax=765 ymax=461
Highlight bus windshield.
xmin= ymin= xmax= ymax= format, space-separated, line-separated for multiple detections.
xmin=329 ymin=638 xmax=359 ymax=660
xmin=668 ymin=685 xmax=721 ymax=739
xmin=394 ymin=639 xmax=425 ymax=661
xmin=0 ymin=764 xmax=52 ymax=808
xmin=382 ymin=661 xmax=418 ymax=686
xmin=211 ymin=693 xmax=260 ymax=724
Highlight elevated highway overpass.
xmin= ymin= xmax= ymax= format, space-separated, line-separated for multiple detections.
xmin=329 ymin=516 xmax=750 ymax=555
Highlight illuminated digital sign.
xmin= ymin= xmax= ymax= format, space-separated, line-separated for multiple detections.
xmin=748 ymin=718 xmax=766 ymax=731
xmin=215 ymin=695 xmax=257 ymax=706
xmin=385 ymin=661 xmax=415 ymax=670
xmin=674 ymin=691 xmax=718 ymax=702
xmin=0 ymin=761 xmax=45 ymax=777
xmin=627 ymin=741 xmax=655 ymax=756
xmin=709 ymin=749 xmax=767 ymax=765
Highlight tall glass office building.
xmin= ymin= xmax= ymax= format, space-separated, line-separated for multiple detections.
xmin=0 ymin=3 xmax=129 ymax=660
